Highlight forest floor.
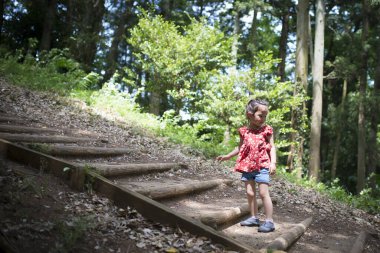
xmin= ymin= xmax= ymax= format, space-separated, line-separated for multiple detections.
xmin=0 ymin=78 xmax=380 ymax=253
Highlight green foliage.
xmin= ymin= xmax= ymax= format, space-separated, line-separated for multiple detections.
xmin=126 ymin=12 xmax=234 ymax=114
xmin=199 ymin=51 xmax=307 ymax=161
xmin=0 ymin=49 xmax=88 ymax=93
xmin=279 ymin=169 xmax=380 ymax=214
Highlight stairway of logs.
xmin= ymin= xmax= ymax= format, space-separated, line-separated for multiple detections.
xmin=0 ymin=113 xmax=370 ymax=253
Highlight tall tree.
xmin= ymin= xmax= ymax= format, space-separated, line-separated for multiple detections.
xmin=309 ymin=0 xmax=325 ymax=180
xmin=288 ymin=0 xmax=308 ymax=177
xmin=104 ymin=0 xmax=136 ymax=81
xmin=39 ymin=0 xmax=57 ymax=51
xmin=356 ymin=0 xmax=369 ymax=193
xmin=67 ymin=0 xmax=105 ymax=71
xmin=0 ymin=0 xmax=5 ymax=42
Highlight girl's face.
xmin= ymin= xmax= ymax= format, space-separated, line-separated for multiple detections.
xmin=247 ymin=105 xmax=268 ymax=128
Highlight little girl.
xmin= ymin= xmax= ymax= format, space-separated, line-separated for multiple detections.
xmin=216 ymin=99 xmax=276 ymax=233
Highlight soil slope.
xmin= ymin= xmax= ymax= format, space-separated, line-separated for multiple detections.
xmin=0 ymin=79 xmax=379 ymax=253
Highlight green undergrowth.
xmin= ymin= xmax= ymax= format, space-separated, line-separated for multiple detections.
xmin=278 ymin=168 xmax=380 ymax=214
xmin=1 ymin=54 xmax=379 ymax=215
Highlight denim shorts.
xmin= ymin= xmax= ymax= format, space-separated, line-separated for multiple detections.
xmin=241 ymin=168 xmax=270 ymax=184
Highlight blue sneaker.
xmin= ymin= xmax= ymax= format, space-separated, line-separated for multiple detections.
xmin=258 ymin=221 xmax=275 ymax=232
xmin=240 ymin=217 xmax=260 ymax=227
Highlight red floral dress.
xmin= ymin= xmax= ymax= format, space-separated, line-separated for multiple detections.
xmin=234 ymin=125 xmax=273 ymax=173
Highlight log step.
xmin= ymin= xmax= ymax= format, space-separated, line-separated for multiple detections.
xmin=199 ymin=202 xmax=257 ymax=229
xmin=0 ymin=133 xmax=93 ymax=143
xmin=77 ymin=162 xmax=188 ymax=177
xmin=0 ymin=124 xmax=98 ymax=137
xmin=32 ymin=144 xmax=134 ymax=157
xmin=170 ymin=197 xmax=276 ymax=229
xmin=265 ymin=217 xmax=313 ymax=251
xmin=0 ymin=115 xmax=27 ymax=123
xmin=124 ymin=179 xmax=233 ymax=200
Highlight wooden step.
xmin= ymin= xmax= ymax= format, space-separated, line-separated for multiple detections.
xmin=0 ymin=115 xmax=26 ymax=123
xmin=34 ymin=145 xmax=134 ymax=157
xmin=77 ymin=162 xmax=188 ymax=176
xmin=123 ymin=179 xmax=233 ymax=200
xmin=199 ymin=202 xmax=256 ymax=229
xmin=0 ymin=124 xmax=60 ymax=134
xmin=265 ymin=217 xmax=313 ymax=251
xmin=0 ymin=139 xmax=259 ymax=252
xmin=0 ymin=133 xmax=93 ymax=143
xmin=0 ymin=124 xmax=98 ymax=137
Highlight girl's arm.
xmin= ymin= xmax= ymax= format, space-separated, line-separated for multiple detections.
xmin=216 ymin=146 xmax=239 ymax=161
xmin=268 ymin=134 xmax=277 ymax=174
xmin=216 ymin=135 xmax=243 ymax=161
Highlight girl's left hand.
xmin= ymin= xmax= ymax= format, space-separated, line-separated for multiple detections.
xmin=269 ymin=163 xmax=276 ymax=175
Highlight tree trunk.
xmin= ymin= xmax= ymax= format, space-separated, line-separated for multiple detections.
xmin=104 ymin=1 xmax=134 ymax=81
xmin=309 ymin=0 xmax=325 ymax=181
xmin=248 ymin=7 xmax=258 ymax=59
xmin=0 ymin=0 xmax=5 ymax=41
xmin=278 ymin=12 xmax=289 ymax=82
xmin=368 ymin=30 xmax=380 ymax=190
xmin=356 ymin=0 xmax=369 ymax=193
xmin=288 ymin=0 xmax=308 ymax=177
xmin=149 ymin=90 xmax=161 ymax=116
xmin=231 ymin=1 xmax=241 ymax=69
xmin=40 ymin=0 xmax=57 ymax=52
xmin=331 ymin=79 xmax=347 ymax=179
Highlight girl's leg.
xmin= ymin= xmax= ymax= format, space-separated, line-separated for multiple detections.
xmin=245 ymin=181 xmax=258 ymax=217
xmin=240 ymin=180 xmax=261 ymax=226
xmin=258 ymin=182 xmax=273 ymax=220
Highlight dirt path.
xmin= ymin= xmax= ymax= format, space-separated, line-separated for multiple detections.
xmin=1 ymin=79 xmax=379 ymax=252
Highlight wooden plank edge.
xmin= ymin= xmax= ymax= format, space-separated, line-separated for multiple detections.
xmin=0 ymin=139 xmax=259 ymax=253
xmin=89 ymin=171 xmax=258 ymax=253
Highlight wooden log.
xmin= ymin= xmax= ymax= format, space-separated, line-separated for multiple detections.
xmin=90 ymin=172 xmax=259 ymax=253
xmin=78 ymin=162 xmax=188 ymax=176
xmin=265 ymin=217 xmax=313 ymax=251
xmin=0 ymin=116 xmax=26 ymax=123
xmin=0 ymin=124 xmax=98 ymax=137
xmin=0 ymin=139 xmax=260 ymax=252
xmin=0 ymin=124 xmax=60 ymax=134
xmin=45 ymin=145 xmax=134 ymax=157
xmin=134 ymin=179 xmax=233 ymax=200
xmin=0 ymin=133 xmax=92 ymax=143
xmin=200 ymin=202 xmax=258 ymax=228
xmin=199 ymin=198 xmax=277 ymax=228
xmin=350 ymin=231 xmax=369 ymax=253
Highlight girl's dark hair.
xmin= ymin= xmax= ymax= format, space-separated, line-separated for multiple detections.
xmin=246 ymin=99 xmax=269 ymax=114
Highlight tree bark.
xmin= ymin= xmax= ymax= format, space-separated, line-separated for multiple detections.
xmin=266 ymin=217 xmax=313 ymax=251
xmin=80 ymin=162 xmax=187 ymax=177
xmin=0 ymin=133 xmax=92 ymax=143
xmin=356 ymin=0 xmax=369 ymax=194
xmin=39 ymin=0 xmax=57 ymax=52
xmin=134 ymin=179 xmax=233 ymax=200
xmin=231 ymin=0 xmax=241 ymax=69
xmin=288 ymin=0 xmax=308 ymax=177
xmin=331 ymin=79 xmax=347 ymax=179
xmin=278 ymin=11 xmax=289 ymax=82
xmin=248 ymin=7 xmax=258 ymax=59
xmin=309 ymin=0 xmax=325 ymax=181
xmin=367 ymin=25 xmax=380 ymax=190
xmin=0 ymin=0 xmax=5 ymax=42
xmin=104 ymin=0 xmax=135 ymax=81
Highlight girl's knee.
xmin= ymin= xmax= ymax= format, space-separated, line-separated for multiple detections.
xmin=246 ymin=189 xmax=256 ymax=197
xmin=258 ymin=187 xmax=270 ymax=199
